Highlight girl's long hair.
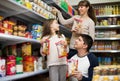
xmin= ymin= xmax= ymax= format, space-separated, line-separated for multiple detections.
xmin=78 ymin=0 xmax=97 ymax=24
xmin=41 ymin=19 xmax=61 ymax=38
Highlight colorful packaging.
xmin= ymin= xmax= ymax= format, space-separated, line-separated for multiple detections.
xmin=56 ymin=41 xmax=67 ymax=58
xmin=67 ymin=59 xmax=78 ymax=76
xmin=16 ymin=57 xmax=23 ymax=74
xmin=22 ymin=42 xmax=32 ymax=56
xmin=23 ymin=56 xmax=34 ymax=72
xmin=41 ymin=40 xmax=50 ymax=55
xmin=6 ymin=55 xmax=16 ymax=75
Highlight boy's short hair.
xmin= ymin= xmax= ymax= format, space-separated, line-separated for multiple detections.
xmin=79 ymin=34 xmax=93 ymax=51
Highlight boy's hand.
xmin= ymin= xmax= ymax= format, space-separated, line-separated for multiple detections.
xmin=72 ymin=71 xmax=83 ymax=80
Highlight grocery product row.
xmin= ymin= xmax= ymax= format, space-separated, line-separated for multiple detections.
xmin=95 ymin=29 xmax=120 ymax=38
xmin=92 ymin=65 xmax=120 ymax=81
xmin=91 ymin=41 xmax=120 ymax=50
xmin=43 ymin=0 xmax=77 ymax=16
xmin=0 ymin=42 xmax=47 ymax=78
xmin=0 ymin=17 xmax=43 ymax=40
xmin=94 ymin=4 xmax=120 ymax=16
xmin=15 ymin=0 xmax=56 ymax=19
xmin=96 ymin=17 xmax=120 ymax=26
xmin=98 ymin=56 xmax=120 ymax=65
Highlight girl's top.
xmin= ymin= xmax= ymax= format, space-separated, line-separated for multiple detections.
xmin=58 ymin=12 xmax=95 ymax=49
xmin=71 ymin=52 xmax=98 ymax=81
xmin=41 ymin=34 xmax=67 ymax=67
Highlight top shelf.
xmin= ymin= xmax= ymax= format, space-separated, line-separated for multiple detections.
xmin=96 ymin=15 xmax=120 ymax=18
xmin=0 ymin=0 xmax=47 ymax=23
xmin=42 ymin=0 xmax=72 ymax=19
xmin=91 ymin=0 xmax=120 ymax=4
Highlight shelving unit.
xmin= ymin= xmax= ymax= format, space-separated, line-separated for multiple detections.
xmin=0 ymin=69 xmax=48 ymax=81
xmin=92 ymin=2 xmax=120 ymax=81
xmin=42 ymin=0 xmax=72 ymax=19
xmin=0 ymin=0 xmax=46 ymax=23
xmin=90 ymin=50 xmax=120 ymax=53
xmin=0 ymin=0 xmax=73 ymax=81
xmin=95 ymin=25 xmax=120 ymax=29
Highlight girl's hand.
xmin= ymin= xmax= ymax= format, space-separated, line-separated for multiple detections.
xmin=60 ymin=40 xmax=67 ymax=48
xmin=72 ymin=71 xmax=83 ymax=80
xmin=40 ymin=38 xmax=46 ymax=44
xmin=40 ymin=36 xmax=49 ymax=44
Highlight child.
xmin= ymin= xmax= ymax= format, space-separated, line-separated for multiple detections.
xmin=68 ymin=34 xmax=98 ymax=81
xmin=40 ymin=19 xmax=68 ymax=81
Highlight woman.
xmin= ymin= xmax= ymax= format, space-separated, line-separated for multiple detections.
xmin=54 ymin=0 xmax=96 ymax=59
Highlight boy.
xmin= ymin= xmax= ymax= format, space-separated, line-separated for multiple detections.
xmin=69 ymin=34 xmax=98 ymax=81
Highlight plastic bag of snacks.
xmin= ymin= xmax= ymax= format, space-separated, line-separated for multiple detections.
xmin=56 ymin=41 xmax=68 ymax=58
xmin=67 ymin=59 xmax=78 ymax=76
xmin=41 ymin=39 xmax=50 ymax=55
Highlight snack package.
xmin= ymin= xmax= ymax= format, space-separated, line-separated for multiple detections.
xmin=56 ymin=41 xmax=67 ymax=58
xmin=41 ymin=39 xmax=50 ymax=55
xmin=67 ymin=59 xmax=78 ymax=76
xmin=72 ymin=18 xmax=82 ymax=32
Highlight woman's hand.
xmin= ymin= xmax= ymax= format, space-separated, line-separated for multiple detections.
xmin=52 ymin=7 xmax=60 ymax=14
xmin=71 ymin=23 xmax=81 ymax=32
xmin=72 ymin=70 xmax=83 ymax=80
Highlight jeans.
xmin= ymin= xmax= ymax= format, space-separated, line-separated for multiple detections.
xmin=49 ymin=65 xmax=67 ymax=81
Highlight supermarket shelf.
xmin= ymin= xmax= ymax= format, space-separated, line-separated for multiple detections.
xmin=95 ymin=38 xmax=120 ymax=40
xmin=96 ymin=15 xmax=120 ymax=18
xmin=90 ymin=50 xmax=120 ymax=53
xmin=0 ymin=33 xmax=40 ymax=46
xmin=95 ymin=25 xmax=120 ymax=29
xmin=91 ymin=0 xmax=120 ymax=4
xmin=0 ymin=0 xmax=47 ymax=23
xmin=0 ymin=69 xmax=48 ymax=81
xmin=42 ymin=0 xmax=72 ymax=19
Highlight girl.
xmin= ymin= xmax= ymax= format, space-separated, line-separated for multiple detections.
xmin=40 ymin=19 xmax=68 ymax=81
xmin=53 ymin=0 xmax=96 ymax=59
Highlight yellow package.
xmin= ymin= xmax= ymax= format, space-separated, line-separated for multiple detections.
xmin=22 ymin=42 xmax=32 ymax=56
xmin=67 ymin=59 xmax=78 ymax=76
xmin=41 ymin=40 xmax=50 ymax=55
xmin=56 ymin=41 xmax=67 ymax=58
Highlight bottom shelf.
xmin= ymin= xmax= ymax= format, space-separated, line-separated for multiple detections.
xmin=0 ymin=69 xmax=48 ymax=81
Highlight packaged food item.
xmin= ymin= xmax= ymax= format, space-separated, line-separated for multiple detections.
xmin=22 ymin=42 xmax=32 ymax=56
xmin=0 ymin=58 xmax=6 ymax=77
xmin=67 ymin=59 xmax=78 ymax=76
xmin=6 ymin=55 xmax=16 ymax=75
xmin=56 ymin=41 xmax=67 ymax=58
xmin=113 ymin=75 xmax=119 ymax=81
xmin=16 ymin=57 xmax=23 ymax=74
xmin=92 ymin=75 xmax=100 ymax=81
xmin=23 ymin=56 xmax=34 ymax=72
xmin=72 ymin=18 xmax=82 ymax=32
xmin=93 ymin=66 xmax=100 ymax=75
xmin=41 ymin=39 xmax=50 ymax=55
xmin=37 ymin=57 xmax=43 ymax=70
xmin=102 ymin=76 xmax=110 ymax=81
